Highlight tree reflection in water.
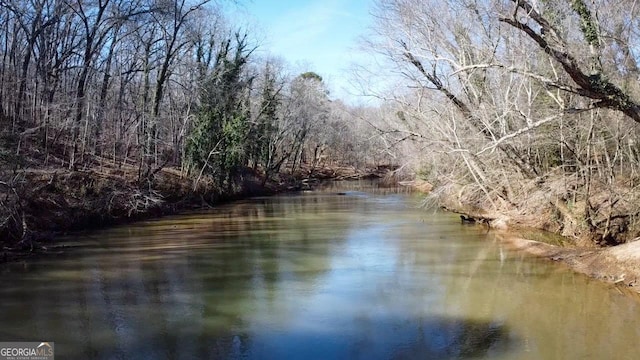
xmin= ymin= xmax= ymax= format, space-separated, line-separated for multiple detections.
xmin=1 ymin=184 xmax=640 ymax=359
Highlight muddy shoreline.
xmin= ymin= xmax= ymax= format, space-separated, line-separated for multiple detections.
xmin=403 ymin=179 xmax=640 ymax=296
xmin=495 ymin=233 xmax=640 ymax=296
xmin=1 ymin=165 xmax=390 ymax=263
xmin=443 ymin=207 xmax=640 ymax=295
xmin=10 ymin=172 xmax=640 ymax=300
xmin=0 ymin=172 xmax=281 ymax=263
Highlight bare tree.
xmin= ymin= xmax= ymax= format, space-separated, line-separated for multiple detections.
xmin=364 ymin=0 xmax=640 ymax=243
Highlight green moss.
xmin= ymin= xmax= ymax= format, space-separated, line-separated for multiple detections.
xmin=570 ymin=0 xmax=599 ymax=46
xmin=588 ymin=74 xmax=634 ymax=110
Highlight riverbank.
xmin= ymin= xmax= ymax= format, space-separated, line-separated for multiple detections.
xmin=0 ymin=163 xmax=391 ymax=262
xmin=403 ymin=178 xmax=640 ymax=294
xmin=6 ymin=186 xmax=639 ymax=359
xmin=0 ymin=166 xmax=270 ymax=262
xmin=497 ymin=234 xmax=640 ymax=294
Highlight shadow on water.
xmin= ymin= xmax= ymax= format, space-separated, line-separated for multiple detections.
xmin=57 ymin=315 xmax=516 ymax=360
xmin=4 ymin=182 xmax=640 ymax=359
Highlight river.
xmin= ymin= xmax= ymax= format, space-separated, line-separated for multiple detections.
xmin=1 ymin=182 xmax=639 ymax=359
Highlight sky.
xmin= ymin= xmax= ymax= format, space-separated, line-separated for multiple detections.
xmin=229 ymin=0 xmax=375 ymax=103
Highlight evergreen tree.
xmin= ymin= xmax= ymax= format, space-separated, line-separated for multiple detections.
xmin=254 ymin=67 xmax=280 ymax=172
xmin=185 ymin=34 xmax=253 ymax=187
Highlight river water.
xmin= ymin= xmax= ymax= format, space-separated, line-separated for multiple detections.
xmin=1 ymin=182 xmax=639 ymax=359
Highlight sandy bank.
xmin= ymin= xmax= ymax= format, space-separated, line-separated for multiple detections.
xmin=498 ymin=234 xmax=640 ymax=294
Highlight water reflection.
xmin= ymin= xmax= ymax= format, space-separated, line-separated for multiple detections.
xmin=0 ymin=182 xmax=639 ymax=359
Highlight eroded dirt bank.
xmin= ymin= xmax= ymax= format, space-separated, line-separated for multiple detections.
xmin=1 ymin=167 xmax=275 ymax=262
xmin=404 ymin=180 xmax=640 ymax=294
xmin=1 ymin=164 xmax=391 ymax=262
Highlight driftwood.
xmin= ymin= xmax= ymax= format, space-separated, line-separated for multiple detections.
xmin=441 ymin=205 xmax=497 ymax=226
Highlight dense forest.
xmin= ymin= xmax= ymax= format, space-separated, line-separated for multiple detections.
xmin=0 ymin=0 xmax=389 ymax=249
xmin=3 ymin=0 xmax=640 ymax=251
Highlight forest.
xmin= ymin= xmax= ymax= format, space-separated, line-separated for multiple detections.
xmin=0 ymin=0 xmax=388 ymax=249
xmin=3 ymin=0 xmax=640 ymax=251
xmin=363 ymin=0 xmax=640 ymax=246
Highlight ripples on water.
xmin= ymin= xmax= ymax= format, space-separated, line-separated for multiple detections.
xmin=1 ymin=181 xmax=639 ymax=359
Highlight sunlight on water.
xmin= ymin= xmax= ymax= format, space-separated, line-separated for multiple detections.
xmin=1 ymin=181 xmax=639 ymax=359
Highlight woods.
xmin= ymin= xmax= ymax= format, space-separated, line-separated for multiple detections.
xmin=0 ymin=0 xmax=383 ymax=174
xmin=0 ymin=0 xmax=388 ymax=249
xmin=4 ymin=0 xmax=640 ymax=250
xmin=366 ymin=0 xmax=640 ymax=245
xmin=4 ymin=2 xmax=640 ymax=355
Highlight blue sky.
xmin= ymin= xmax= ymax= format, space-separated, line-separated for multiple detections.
xmin=230 ymin=0 xmax=374 ymax=102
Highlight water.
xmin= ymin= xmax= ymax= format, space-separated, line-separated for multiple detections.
xmin=1 ymin=182 xmax=639 ymax=359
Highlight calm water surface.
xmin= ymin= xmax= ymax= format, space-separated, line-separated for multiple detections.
xmin=1 ymin=182 xmax=639 ymax=359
